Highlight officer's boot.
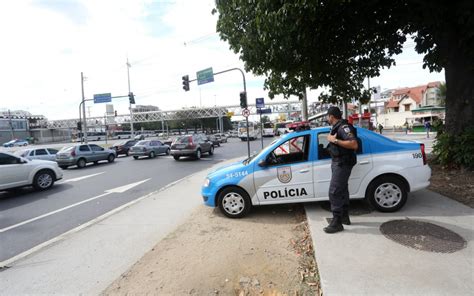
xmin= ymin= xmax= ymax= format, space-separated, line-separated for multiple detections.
xmin=342 ymin=210 xmax=351 ymax=225
xmin=323 ymin=215 xmax=344 ymax=234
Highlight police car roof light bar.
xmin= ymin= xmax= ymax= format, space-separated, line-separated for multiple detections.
xmin=288 ymin=121 xmax=311 ymax=132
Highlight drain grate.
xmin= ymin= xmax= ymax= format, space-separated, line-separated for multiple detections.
xmin=380 ymin=219 xmax=467 ymax=253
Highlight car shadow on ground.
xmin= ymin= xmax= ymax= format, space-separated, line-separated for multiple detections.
xmin=65 ymin=160 xmax=118 ymax=170
xmin=173 ymin=155 xmax=215 ymax=162
xmin=129 ymin=154 xmax=170 ymax=161
xmin=0 ymin=183 xmax=74 ymax=211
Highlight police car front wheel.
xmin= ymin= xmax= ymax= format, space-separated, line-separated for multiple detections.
xmin=366 ymin=176 xmax=407 ymax=212
xmin=218 ymin=187 xmax=252 ymax=218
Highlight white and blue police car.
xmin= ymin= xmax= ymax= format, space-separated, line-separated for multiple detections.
xmin=202 ymin=123 xmax=431 ymax=218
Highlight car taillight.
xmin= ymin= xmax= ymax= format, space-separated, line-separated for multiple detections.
xmin=71 ymin=150 xmax=76 ymax=157
xmin=188 ymin=137 xmax=196 ymax=148
xmin=420 ymin=144 xmax=427 ymax=165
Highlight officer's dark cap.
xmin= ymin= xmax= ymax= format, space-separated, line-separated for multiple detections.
xmin=327 ymin=106 xmax=342 ymax=118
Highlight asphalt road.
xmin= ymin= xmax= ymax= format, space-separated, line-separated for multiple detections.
xmin=0 ymin=137 xmax=275 ymax=263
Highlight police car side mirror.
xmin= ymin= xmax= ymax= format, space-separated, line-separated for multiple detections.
xmin=258 ymin=159 xmax=267 ymax=167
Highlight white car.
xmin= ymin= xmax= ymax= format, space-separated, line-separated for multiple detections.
xmin=0 ymin=152 xmax=63 ymax=191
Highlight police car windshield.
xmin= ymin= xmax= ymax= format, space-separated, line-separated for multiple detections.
xmin=242 ymin=139 xmax=279 ymax=165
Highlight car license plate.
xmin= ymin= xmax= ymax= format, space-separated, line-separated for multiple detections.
xmin=176 ymin=144 xmax=185 ymax=149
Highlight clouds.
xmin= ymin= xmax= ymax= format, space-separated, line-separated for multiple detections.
xmin=0 ymin=0 xmax=444 ymax=120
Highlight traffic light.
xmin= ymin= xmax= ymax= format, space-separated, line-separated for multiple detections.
xmin=77 ymin=121 xmax=82 ymax=131
xmin=114 ymin=110 xmax=117 ymax=117
xmin=128 ymin=92 xmax=135 ymax=104
xmin=182 ymin=75 xmax=190 ymax=91
xmin=240 ymin=91 xmax=247 ymax=108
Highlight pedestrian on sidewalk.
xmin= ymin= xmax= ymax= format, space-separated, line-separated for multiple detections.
xmin=424 ymin=121 xmax=431 ymax=138
xmin=378 ymin=123 xmax=384 ymax=135
xmin=324 ymin=106 xmax=358 ymax=234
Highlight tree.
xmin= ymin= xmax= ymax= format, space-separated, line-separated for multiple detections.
xmin=261 ymin=115 xmax=270 ymax=124
xmin=439 ymin=82 xmax=446 ymax=106
xmin=214 ymin=0 xmax=474 ymax=167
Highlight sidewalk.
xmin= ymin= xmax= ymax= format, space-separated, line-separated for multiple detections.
xmin=306 ymin=189 xmax=473 ymax=295
xmin=0 ymin=160 xmax=233 ymax=295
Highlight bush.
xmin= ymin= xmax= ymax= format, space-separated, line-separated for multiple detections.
xmin=433 ymin=126 xmax=474 ymax=170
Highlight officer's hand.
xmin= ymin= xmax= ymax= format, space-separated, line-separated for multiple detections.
xmin=327 ymin=134 xmax=337 ymax=143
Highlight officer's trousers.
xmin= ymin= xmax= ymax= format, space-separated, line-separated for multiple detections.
xmin=329 ymin=162 xmax=354 ymax=217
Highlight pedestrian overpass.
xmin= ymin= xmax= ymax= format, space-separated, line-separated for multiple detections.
xmin=45 ymin=100 xmax=308 ymax=129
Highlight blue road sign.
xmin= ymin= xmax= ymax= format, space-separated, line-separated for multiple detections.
xmin=94 ymin=93 xmax=112 ymax=104
xmin=257 ymin=108 xmax=271 ymax=114
xmin=256 ymin=97 xmax=265 ymax=109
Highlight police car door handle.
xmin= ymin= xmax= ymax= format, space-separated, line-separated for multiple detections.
xmin=359 ymin=160 xmax=370 ymax=165
xmin=299 ymin=169 xmax=310 ymax=173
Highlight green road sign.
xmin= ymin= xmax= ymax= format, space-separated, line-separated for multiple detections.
xmin=196 ymin=67 xmax=214 ymax=85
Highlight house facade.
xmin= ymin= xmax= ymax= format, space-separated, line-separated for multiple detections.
xmin=378 ymin=81 xmax=444 ymax=128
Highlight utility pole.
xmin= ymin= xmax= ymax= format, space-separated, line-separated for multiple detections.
xmin=104 ymin=113 xmax=108 ymax=145
xmin=302 ymin=88 xmax=309 ymax=121
xmin=127 ymin=57 xmax=135 ymax=136
xmin=367 ymin=77 xmax=371 ymax=111
xmin=81 ymin=72 xmax=88 ymax=143
xmin=7 ymin=109 xmax=14 ymax=140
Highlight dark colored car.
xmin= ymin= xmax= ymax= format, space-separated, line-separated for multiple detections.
xmin=110 ymin=140 xmax=138 ymax=156
xmin=170 ymin=134 xmax=214 ymax=160
xmin=162 ymin=138 xmax=174 ymax=146
xmin=207 ymin=135 xmax=221 ymax=147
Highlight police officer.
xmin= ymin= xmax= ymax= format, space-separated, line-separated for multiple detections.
xmin=324 ymin=106 xmax=358 ymax=234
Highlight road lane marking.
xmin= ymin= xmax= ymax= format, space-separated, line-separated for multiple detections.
xmin=57 ymin=172 xmax=105 ymax=184
xmin=0 ymin=174 xmax=194 ymax=268
xmin=105 ymin=179 xmax=150 ymax=193
xmin=0 ymin=179 xmax=150 ymax=233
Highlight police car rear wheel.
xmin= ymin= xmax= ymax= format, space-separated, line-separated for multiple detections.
xmin=218 ymin=187 xmax=251 ymax=218
xmin=367 ymin=176 xmax=407 ymax=212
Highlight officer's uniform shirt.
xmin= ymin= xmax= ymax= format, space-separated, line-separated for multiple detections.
xmin=329 ymin=119 xmax=357 ymax=165
xmin=335 ymin=121 xmax=356 ymax=142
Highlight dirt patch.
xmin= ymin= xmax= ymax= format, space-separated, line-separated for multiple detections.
xmin=428 ymin=162 xmax=474 ymax=208
xmin=103 ymin=204 xmax=320 ymax=295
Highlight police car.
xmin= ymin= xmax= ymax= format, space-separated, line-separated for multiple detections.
xmin=202 ymin=122 xmax=431 ymax=218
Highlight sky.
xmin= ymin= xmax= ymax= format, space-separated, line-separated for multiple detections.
xmin=0 ymin=0 xmax=445 ymax=120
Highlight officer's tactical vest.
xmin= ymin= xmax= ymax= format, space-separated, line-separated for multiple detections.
xmin=328 ymin=119 xmax=357 ymax=166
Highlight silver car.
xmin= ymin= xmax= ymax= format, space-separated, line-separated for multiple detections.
xmin=55 ymin=144 xmax=116 ymax=169
xmin=16 ymin=148 xmax=59 ymax=161
xmin=129 ymin=140 xmax=170 ymax=159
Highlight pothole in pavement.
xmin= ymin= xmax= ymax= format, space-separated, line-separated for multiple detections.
xmin=380 ymin=219 xmax=467 ymax=253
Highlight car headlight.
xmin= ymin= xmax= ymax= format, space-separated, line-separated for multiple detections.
xmin=203 ymin=178 xmax=210 ymax=187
